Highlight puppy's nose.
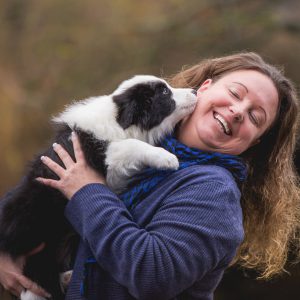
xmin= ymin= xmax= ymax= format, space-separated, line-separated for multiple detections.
xmin=191 ymin=89 xmax=197 ymax=95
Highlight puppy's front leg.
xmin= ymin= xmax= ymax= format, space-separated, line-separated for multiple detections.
xmin=105 ymin=139 xmax=179 ymax=192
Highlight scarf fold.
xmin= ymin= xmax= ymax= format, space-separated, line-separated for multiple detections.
xmin=119 ymin=136 xmax=247 ymax=209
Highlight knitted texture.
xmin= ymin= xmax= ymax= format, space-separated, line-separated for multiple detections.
xmin=120 ymin=136 xmax=247 ymax=209
xmin=65 ymin=165 xmax=244 ymax=300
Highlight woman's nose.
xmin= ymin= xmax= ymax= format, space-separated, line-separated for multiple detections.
xmin=230 ymin=106 xmax=244 ymax=123
xmin=233 ymin=112 xmax=243 ymax=122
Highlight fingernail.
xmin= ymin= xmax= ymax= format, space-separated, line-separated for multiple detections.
xmin=53 ymin=142 xmax=57 ymax=148
xmin=40 ymin=156 xmax=45 ymax=161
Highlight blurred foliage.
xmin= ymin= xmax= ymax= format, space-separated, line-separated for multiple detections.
xmin=0 ymin=0 xmax=300 ymax=298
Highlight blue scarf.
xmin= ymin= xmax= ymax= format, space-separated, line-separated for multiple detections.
xmin=80 ymin=136 xmax=248 ymax=296
xmin=119 ymin=136 xmax=247 ymax=209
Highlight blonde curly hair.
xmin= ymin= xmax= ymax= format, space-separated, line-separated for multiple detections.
xmin=168 ymin=52 xmax=300 ymax=279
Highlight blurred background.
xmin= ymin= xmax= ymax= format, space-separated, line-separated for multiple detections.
xmin=0 ymin=0 xmax=299 ymax=298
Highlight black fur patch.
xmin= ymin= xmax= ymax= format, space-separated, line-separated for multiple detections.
xmin=0 ymin=79 xmax=177 ymax=299
xmin=0 ymin=125 xmax=108 ymax=300
xmin=113 ymin=81 xmax=176 ymax=130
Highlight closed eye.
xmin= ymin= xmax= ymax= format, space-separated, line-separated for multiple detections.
xmin=229 ymin=89 xmax=241 ymax=100
xmin=249 ymin=111 xmax=259 ymax=126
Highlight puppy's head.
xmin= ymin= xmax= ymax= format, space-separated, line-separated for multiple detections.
xmin=112 ymin=75 xmax=197 ymax=131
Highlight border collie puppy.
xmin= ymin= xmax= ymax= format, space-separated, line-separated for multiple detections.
xmin=0 ymin=75 xmax=197 ymax=300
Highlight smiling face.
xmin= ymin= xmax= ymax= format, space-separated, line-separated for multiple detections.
xmin=177 ymin=70 xmax=279 ymax=155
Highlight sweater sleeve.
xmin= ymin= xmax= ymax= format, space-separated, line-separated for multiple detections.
xmin=65 ymin=178 xmax=243 ymax=299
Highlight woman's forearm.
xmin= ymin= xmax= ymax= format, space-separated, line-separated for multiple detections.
xmin=65 ymin=181 xmax=239 ymax=299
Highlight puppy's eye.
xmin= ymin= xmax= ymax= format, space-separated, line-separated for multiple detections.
xmin=162 ymin=88 xmax=169 ymax=95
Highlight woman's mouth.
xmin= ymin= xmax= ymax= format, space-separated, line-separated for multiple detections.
xmin=213 ymin=112 xmax=232 ymax=135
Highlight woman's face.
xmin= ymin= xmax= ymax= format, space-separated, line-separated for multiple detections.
xmin=178 ymin=70 xmax=279 ymax=155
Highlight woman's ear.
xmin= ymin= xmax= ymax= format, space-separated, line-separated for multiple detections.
xmin=197 ymin=79 xmax=212 ymax=96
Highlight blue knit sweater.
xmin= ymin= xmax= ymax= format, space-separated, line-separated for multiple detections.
xmin=64 ymin=165 xmax=244 ymax=300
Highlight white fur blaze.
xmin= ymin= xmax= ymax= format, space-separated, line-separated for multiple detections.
xmin=105 ymin=139 xmax=179 ymax=192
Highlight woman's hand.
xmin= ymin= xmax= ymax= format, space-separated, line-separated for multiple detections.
xmin=36 ymin=132 xmax=106 ymax=200
xmin=0 ymin=244 xmax=51 ymax=298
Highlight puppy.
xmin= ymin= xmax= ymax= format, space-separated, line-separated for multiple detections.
xmin=0 ymin=75 xmax=197 ymax=300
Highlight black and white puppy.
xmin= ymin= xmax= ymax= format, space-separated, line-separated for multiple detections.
xmin=0 ymin=75 xmax=197 ymax=300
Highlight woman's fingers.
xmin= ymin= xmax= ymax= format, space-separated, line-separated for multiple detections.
xmin=25 ymin=243 xmax=46 ymax=258
xmin=5 ymin=281 xmax=24 ymax=297
xmin=3 ymin=274 xmax=51 ymax=298
xmin=40 ymin=156 xmax=65 ymax=179
xmin=71 ymin=132 xmax=85 ymax=162
xmin=17 ymin=274 xmax=51 ymax=298
xmin=52 ymin=142 xmax=74 ymax=168
xmin=37 ymin=131 xmax=105 ymax=199
xmin=36 ymin=177 xmax=60 ymax=190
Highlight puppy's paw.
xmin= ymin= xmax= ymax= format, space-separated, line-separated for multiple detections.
xmin=150 ymin=148 xmax=179 ymax=170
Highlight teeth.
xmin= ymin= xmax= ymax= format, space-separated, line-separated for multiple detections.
xmin=213 ymin=113 xmax=231 ymax=135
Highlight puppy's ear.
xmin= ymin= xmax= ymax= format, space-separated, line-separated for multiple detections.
xmin=113 ymin=84 xmax=154 ymax=129
xmin=113 ymin=94 xmax=136 ymax=129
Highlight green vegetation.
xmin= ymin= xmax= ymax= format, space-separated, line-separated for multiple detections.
xmin=0 ymin=2 xmax=299 ymax=297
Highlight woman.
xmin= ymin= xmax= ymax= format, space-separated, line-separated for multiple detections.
xmin=1 ymin=52 xmax=299 ymax=299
